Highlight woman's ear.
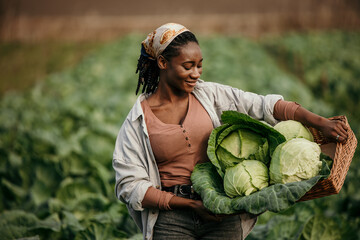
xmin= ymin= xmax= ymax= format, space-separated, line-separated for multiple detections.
xmin=157 ymin=55 xmax=167 ymax=70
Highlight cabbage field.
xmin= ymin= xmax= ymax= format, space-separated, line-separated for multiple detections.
xmin=0 ymin=31 xmax=359 ymax=240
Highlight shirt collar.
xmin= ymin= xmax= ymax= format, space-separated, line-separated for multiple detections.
xmin=130 ymin=79 xmax=204 ymax=122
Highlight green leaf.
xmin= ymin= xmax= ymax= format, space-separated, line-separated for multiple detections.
xmin=74 ymin=222 xmax=128 ymax=240
xmin=191 ymin=161 xmax=330 ymax=214
xmin=207 ymin=111 xmax=286 ymax=178
xmin=62 ymin=211 xmax=86 ymax=232
xmin=1 ymin=178 xmax=27 ymax=199
xmin=56 ymin=177 xmax=103 ymax=204
xmin=261 ymin=215 xmax=304 ymax=240
xmin=300 ymin=215 xmax=342 ymax=240
xmin=207 ymin=124 xmax=230 ymax=178
xmin=0 ymin=210 xmax=61 ymax=239
xmin=30 ymin=179 xmax=52 ymax=206
xmin=221 ymin=111 xmax=286 ymax=156
xmin=8 ymin=152 xmax=23 ymax=168
xmin=15 ymin=236 xmax=40 ymax=240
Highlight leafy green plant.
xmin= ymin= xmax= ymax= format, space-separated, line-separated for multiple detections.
xmin=191 ymin=159 xmax=330 ymax=215
xmin=269 ymin=138 xmax=322 ymax=184
xmin=0 ymin=35 xmax=144 ymax=240
xmin=248 ymin=204 xmax=342 ymax=240
xmin=224 ymin=160 xmax=269 ymax=197
xmin=0 ymin=32 xmax=359 ymax=239
xmin=207 ymin=111 xmax=286 ymax=178
xmin=191 ymin=111 xmax=331 ymax=215
xmin=274 ymin=120 xmax=314 ymax=141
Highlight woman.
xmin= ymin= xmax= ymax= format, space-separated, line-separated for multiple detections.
xmin=113 ymin=23 xmax=348 ymax=240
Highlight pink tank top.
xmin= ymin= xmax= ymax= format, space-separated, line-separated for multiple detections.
xmin=141 ymin=93 xmax=214 ymax=187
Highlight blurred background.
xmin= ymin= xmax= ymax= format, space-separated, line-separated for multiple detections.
xmin=0 ymin=0 xmax=359 ymax=239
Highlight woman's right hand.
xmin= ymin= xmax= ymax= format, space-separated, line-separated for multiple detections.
xmin=168 ymin=195 xmax=223 ymax=222
xmin=190 ymin=200 xmax=223 ymax=222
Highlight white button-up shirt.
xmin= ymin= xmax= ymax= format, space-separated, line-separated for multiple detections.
xmin=113 ymin=80 xmax=283 ymax=240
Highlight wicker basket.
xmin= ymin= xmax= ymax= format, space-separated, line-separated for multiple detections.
xmin=298 ymin=116 xmax=358 ymax=201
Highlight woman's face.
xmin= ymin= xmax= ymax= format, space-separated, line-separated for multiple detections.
xmin=160 ymin=42 xmax=203 ymax=94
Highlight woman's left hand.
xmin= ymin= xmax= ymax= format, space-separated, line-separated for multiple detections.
xmin=319 ymin=119 xmax=348 ymax=143
xmin=293 ymin=106 xmax=348 ymax=144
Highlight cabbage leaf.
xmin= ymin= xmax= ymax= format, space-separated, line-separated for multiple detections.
xmin=191 ymin=159 xmax=330 ymax=215
xmin=207 ymin=111 xmax=286 ymax=178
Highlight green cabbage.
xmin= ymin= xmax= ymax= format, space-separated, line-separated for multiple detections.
xmin=217 ymin=128 xmax=269 ymax=170
xmin=269 ymin=138 xmax=322 ymax=184
xmin=191 ymin=111 xmax=331 ymax=215
xmin=274 ymin=120 xmax=314 ymax=141
xmin=191 ymin=160 xmax=330 ymax=215
xmin=208 ymin=111 xmax=286 ymax=178
xmin=224 ymin=160 xmax=269 ymax=197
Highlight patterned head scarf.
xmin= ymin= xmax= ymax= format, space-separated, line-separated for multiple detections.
xmin=141 ymin=23 xmax=190 ymax=60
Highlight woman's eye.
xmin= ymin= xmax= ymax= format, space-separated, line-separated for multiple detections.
xmin=183 ymin=65 xmax=191 ymax=70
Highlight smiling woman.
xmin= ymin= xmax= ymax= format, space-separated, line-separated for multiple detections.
xmin=158 ymin=41 xmax=203 ymax=94
xmin=112 ymin=23 xmax=348 ymax=240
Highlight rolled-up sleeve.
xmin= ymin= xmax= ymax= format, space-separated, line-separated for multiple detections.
xmin=113 ymin=118 xmax=153 ymax=211
xmin=262 ymin=94 xmax=284 ymax=125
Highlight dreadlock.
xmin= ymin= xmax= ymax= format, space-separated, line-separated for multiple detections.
xmin=135 ymin=31 xmax=199 ymax=95
xmin=135 ymin=55 xmax=159 ymax=95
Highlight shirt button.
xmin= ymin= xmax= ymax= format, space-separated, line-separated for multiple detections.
xmin=188 ymin=144 xmax=191 ymax=147
xmin=185 ymin=137 xmax=189 ymax=140
xmin=183 ymin=130 xmax=186 ymax=133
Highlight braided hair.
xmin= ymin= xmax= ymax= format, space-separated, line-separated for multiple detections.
xmin=135 ymin=31 xmax=199 ymax=95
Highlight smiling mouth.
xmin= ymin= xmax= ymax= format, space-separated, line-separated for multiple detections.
xmin=185 ymin=80 xmax=197 ymax=86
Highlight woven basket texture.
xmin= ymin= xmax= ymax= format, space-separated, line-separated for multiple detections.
xmin=298 ymin=116 xmax=358 ymax=201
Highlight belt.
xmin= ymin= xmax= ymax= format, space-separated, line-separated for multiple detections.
xmin=162 ymin=185 xmax=201 ymax=200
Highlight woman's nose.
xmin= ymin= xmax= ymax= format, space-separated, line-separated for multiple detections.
xmin=191 ymin=68 xmax=201 ymax=79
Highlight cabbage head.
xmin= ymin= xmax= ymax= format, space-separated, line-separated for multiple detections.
xmin=224 ymin=160 xmax=269 ymax=198
xmin=192 ymin=112 xmax=331 ymax=215
xmin=208 ymin=111 xmax=286 ymax=178
xmin=269 ymin=138 xmax=322 ymax=184
xmin=274 ymin=120 xmax=314 ymax=141
xmin=216 ymin=128 xmax=269 ymax=170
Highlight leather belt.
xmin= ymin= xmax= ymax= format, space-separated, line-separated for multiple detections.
xmin=162 ymin=185 xmax=200 ymax=199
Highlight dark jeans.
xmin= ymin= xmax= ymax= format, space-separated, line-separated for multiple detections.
xmin=153 ymin=208 xmax=243 ymax=240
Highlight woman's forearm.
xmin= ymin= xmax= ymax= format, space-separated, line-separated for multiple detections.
xmin=293 ymin=106 xmax=348 ymax=143
xmin=168 ymin=195 xmax=198 ymax=209
xmin=142 ymin=187 xmax=222 ymax=222
xmin=142 ymin=186 xmax=198 ymax=210
xmin=273 ymin=100 xmax=348 ymax=143
xmin=293 ymin=106 xmax=328 ymax=129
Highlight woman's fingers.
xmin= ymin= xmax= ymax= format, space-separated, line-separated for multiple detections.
xmin=200 ymin=211 xmax=223 ymax=222
xmin=335 ymin=135 xmax=345 ymax=143
xmin=332 ymin=120 xmax=348 ymax=143
xmin=336 ymin=120 xmax=348 ymax=134
xmin=193 ymin=200 xmax=223 ymax=222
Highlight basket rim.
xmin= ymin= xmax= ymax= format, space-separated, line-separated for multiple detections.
xmin=299 ymin=115 xmax=358 ymax=201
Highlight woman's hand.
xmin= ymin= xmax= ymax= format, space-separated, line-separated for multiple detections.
xmin=319 ymin=119 xmax=348 ymax=143
xmin=294 ymin=106 xmax=348 ymax=143
xmin=190 ymin=200 xmax=223 ymax=222
xmin=168 ymin=195 xmax=222 ymax=222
